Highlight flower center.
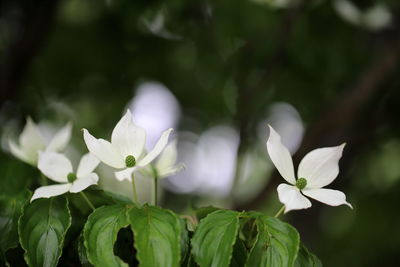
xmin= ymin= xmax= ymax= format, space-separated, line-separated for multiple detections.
xmin=125 ymin=155 xmax=136 ymax=167
xmin=67 ymin=172 xmax=77 ymax=183
xmin=296 ymin=178 xmax=307 ymax=190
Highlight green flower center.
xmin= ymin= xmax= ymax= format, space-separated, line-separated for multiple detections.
xmin=125 ymin=155 xmax=136 ymax=167
xmin=67 ymin=172 xmax=77 ymax=183
xmin=296 ymin=178 xmax=307 ymax=190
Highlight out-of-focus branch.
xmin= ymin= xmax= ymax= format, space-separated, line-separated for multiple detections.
xmin=236 ymin=33 xmax=400 ymax=211
xmin=0 ymin=0 xmax=59 ymax=106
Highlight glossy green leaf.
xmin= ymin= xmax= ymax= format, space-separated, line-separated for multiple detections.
xmin=294 ymin=244 xmax=322 ymax=267
xmin=0 ymin=190 xmax=30 ymax=255
xmin=245 ymin=212 xmax=300 ymax=267
xmin=191 ymin=210 xmax=241 ymax=267
xmin=128 ymin=205 xmax=184 ymax=267
xmin=83 ymin=204 xmax=131 ymax=267
xmin=18 ymin=197 xmax=71 ymax=267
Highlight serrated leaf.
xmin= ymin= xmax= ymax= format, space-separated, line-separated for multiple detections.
xmin=83 ymin=204 xmax=131 ymax=267
xmin=245 ymin=212 xmax=300 ymax=267
xmin=294 ymin=244 xmax=322 ymax=267
xmin=191 ymin=210 xmax=241 ymax=267
xmin=18 ymin=197 xmax=71 ymax=267
xmin=128 ymin=205 xmax=184 ymax=267
xmin=0 ymin=190 xmax=30 ymax=254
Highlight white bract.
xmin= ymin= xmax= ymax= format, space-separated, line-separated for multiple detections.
xmin=142 ymin=140 xmax=184 ymax=179
xmin=333 ymin=0 xmax=391 ymax=31
xmin=266 ymin=125 xmax=352 ymax=213
xmin=8 ymin=117 xmax=72 ymax=166
xmin=31 ymin=151 xmax=100 ymax=201
xmin=83 ymin=110 xmax=173 ymax=181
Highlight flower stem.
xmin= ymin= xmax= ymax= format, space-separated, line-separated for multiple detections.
xmin=80 ymin=192 xmax=95 ymax=211
xmin=152 ymin=176 xmax=158 ymax=206
xmin=40 ymin=173 xmax=48 ymax=186
xmin=274 ymin=205 xmax=285 ymax=218
xmin=131 ymin=173 xmax=138 ymax=203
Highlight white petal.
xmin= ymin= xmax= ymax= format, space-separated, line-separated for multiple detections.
xmin=266 ymin=125 xmax=296 ymax=184
xmin=298 ymin=143 xmax=345 ymax=188
xmin=138 ymin=128 xmax=173 ymax=167
xmin=277 ymin=183 xmax=312 ymax=213
xmin=115 ymin=167 xmax=135 ymax=181
xmin=82 ymin=129 xmax=125 ymax=169
xmin=111 ymin=110 xmax=146 ymax=158
xmin=46 ymin=122 xmax=72 ymax=152
xmin=8 ymin=139 xmax=32 ymax=165
xmin=157 ymin=164 xmax=185 ymax=178
xmin=70 ymin=173 xmax=99 ymax=193
xmin=31 ymin=184 xmax=71 ymax=202
xmin=302 ymin=188 xmax=352 ymax=208
xmin=155 ymin=139 xmax=178 ymax=172
xmin=77 ymin=153 xmax=100 ymax=177
xmin=38 ymin=151 xmax=72 ymax=183
xmin=19 ymin=117 xmax=46 ymax=161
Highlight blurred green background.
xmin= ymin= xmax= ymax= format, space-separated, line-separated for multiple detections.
xmin=1 ymin=0 xmax=400 ymax=266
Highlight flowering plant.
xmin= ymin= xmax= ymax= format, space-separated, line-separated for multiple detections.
xmin=0 ymin=113 xmax=352 ymax=267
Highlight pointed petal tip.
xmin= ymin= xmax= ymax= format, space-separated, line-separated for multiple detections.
xmin=266 ymin=124 xmax=274 ymax=137
xmin=346 ymin=202 xmax=353 ymax=209
xmin=65 ymin=121 xmax=73 ymax=131
xmin=283 ymin=204 xmax=312 ymax=214
xmin=26 ymin=116 xmax=34 ymax=124
xmin=30 ymin=194 xmax=44 ymax=202
xmin=123 ymin=109 xmax=133 ymax=120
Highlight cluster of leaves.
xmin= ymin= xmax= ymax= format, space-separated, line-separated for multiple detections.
xmin=1 ymin=160 xmax=321 ymax=267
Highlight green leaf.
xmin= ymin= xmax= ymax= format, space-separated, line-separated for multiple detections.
xmin=78 ymin=234 xmax=93 ymax=267
xmin=230 ymin=239 xmax=248 ymax=267
xmin=194 ymin=206 xmax=220 ymax=221
xmin=245 ymin=212 xmax=300 ymax=267
xmin=294 ymin=244 xmax=322 ymax=267
xmin=0 ymin=190 xmax=30 ymax=256
xmin=128 ymin=205 xmax=184 ymax=267
xmin=83 ymin=204 xmax=131 ymax=267
xmin=179 ymin=217 xmax=190 ymax=263
xmin=18 ymin=197 xmax=71 ymax=267
xmin=191 ymin=210 xmax=241 ymax=267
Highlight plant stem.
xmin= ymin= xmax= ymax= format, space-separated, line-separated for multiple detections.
xmin=40 ymin=173 xmax=48 ymax=186
xmin=274 ymin=205 xmax=285 ymax=218
xmin=80 ymin=192 xmax=95 ymax=211
xmin=152 ymin=176 xmax=158 ymax=206
xmin=131 ymin=172 xmax=138 ymax=203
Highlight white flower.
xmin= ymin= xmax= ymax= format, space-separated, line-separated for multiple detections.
xmin=266 ymin=125 xmax=352 ymax=213
xmin=142 ymin=140 xmax=184 ymax=179
xmin=333 ymin=0 xmax=391 ymax=31
xmin=31 ymin=151 xmax=100 ymax=201
xmin=8 ymin=117 xmax=72 ymax=166
xmin=82 ymin=110 xmax=173 ymax=181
